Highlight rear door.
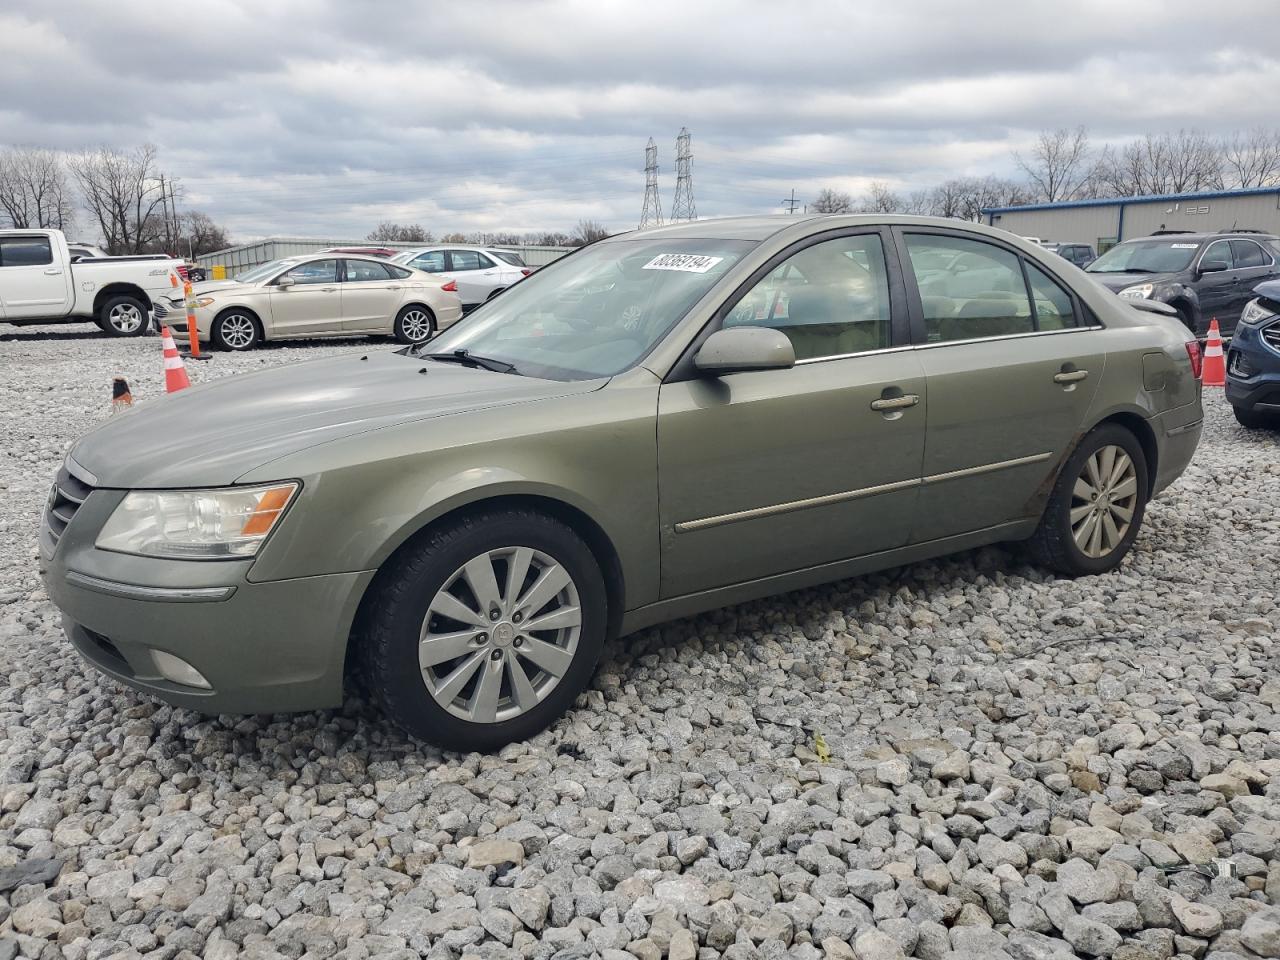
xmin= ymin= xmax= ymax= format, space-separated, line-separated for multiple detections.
xmin=898 ymin=228 xmax=1105 ymax=541
xmin=1228 ymin=239 xmax=1278 ymax=332
xmin=340 ymin=258 xmax=400 ymax=333
xmin=657 ymin=229 xmax=926 ymax=596
xmin=447 ymin=249 xmax=501 ymax=305
xmin=0 ymin=235 xmax=72 ymax=318
xmin=267 ymin=258 xmax=343 ymax=337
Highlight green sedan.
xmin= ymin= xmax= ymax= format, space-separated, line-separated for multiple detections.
xmin=40 ymin=216 xmax=1204 ymax=751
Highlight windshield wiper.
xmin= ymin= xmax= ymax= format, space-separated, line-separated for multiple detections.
xmin=422 ymin=348 xmax=517 ymax=374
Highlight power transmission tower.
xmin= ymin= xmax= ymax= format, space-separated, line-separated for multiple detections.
xmin=782 ymin=189 xmax=801 ymax=214
xmin=670 ymin=127 xmax=696 ymax=222
xmin=639 ymin=137 xmax=663 ymax=228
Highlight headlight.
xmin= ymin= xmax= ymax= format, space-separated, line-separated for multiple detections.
xmin=96 ymin=483 xmax=298 ymax=559
xmin=1240 ymin=298 xmax=1277 ymax=326
xmin=194 ymin=297 xmax=217 ymax=308
xmin=1119 ymin=284 xmax=1153 ymax=300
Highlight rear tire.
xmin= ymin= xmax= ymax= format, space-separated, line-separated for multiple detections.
xmin=211 ymin=310 xmax=261 ymax=351
xmin=98 ymin=295 xmax=148 ymax=337
xmin=360 ymin=509 xmax=607 ymax=752
xmin=1028 ymin=423 xmax=1149 ymax=577
xmin=393 ymin=304 xmax=435 ymax=345
xmin=1233 ymin=405 xmax=1275 ymax=429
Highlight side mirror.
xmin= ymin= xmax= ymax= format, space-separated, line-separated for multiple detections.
xmin=275 ymin=276 xmax=296 ymax=289
xmin=1199 ymin=260 xmax=1229 ymax=275
xmin=694 ymin=326 xmax=795 ymax=376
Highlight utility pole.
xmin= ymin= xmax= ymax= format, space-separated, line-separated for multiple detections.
xmin=782 ymin=189 xmax=801 ymax=214
xmin=670 ymin=127 xmax=696 ymax=222
xmin=639 ymin=137 xmax=663 ymax=229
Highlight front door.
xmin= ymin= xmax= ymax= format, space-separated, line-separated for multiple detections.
xmin=900 ymin=229 xmax=1105 ymax=540
xmin=1196 ymin=239 xmax=1238 ymax=330
xmin=268 ymin=259 xmax=342 ymax=337
xmin=657 ymin=231 xmax=926 ymax=597
xmin=0 ymin=235 xmax=72 ymax=318
xmin=340 ymin=259 xmax=400 ymax=333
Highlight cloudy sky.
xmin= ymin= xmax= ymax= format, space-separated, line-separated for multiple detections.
xmin=3 ymin=0 xmax=1280 ymax=243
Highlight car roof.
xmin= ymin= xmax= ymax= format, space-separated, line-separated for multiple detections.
xmin=1121 ymin=232 xmax=1278 ymax=243
xmin=602 ymin=213 xmax=1089 ymax=244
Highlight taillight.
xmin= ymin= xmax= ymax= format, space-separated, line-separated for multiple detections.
xmin=177 ymin=265 xmax=189 ymax=280
xmin=520 ymin=268 xmax=532 ymax=277
xmin=441 ymin=280 xmax=457 ymax=292
xmin=1185 ymin=339 xmax=1203 ymax=380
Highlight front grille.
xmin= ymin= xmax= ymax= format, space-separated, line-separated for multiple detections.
xmin=43 ymin=462 xmax=95 ymax=552
xmin=1262 ymin=323 xmax=1280 ymax=351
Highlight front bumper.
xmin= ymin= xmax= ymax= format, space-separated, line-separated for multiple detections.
xmin=40 ymin=482 xmax=372 ymax=714
xmin=1225 ymin=322 xmax=1280 ymax=413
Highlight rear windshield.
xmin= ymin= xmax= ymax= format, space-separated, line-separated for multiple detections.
xmin=1087 ymin=240 xmax=1199 ymax=274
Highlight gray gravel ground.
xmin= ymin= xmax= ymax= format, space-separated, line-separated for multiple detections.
xmin=2 ymin=323 xmax=1280 ymax=960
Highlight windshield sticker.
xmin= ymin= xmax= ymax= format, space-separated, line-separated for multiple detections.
xmin=642 ymin=253 xmax=724 ymax=273
xmin=1170 ymin=243 xmax=1198 ymax=248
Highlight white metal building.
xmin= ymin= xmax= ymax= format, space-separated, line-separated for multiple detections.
xmin=195 ymin=237 xmax=574 ymax=274
xmin=983 ymin=186 xmax=1280 ymax=252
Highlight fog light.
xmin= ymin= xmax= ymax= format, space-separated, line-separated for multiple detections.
xmin=150 ymin=650 xmax=211 ymax=689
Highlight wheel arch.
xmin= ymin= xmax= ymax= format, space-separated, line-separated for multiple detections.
xmin=346 ymin=491 xmax=627 ymax=671
xmin=1089 ymin=410 xmax=1159 ymax=496
xmin=93 ymin=283 xmax=151 ymax=314
xmin=213 ymin=304 xmax=265 ymax=341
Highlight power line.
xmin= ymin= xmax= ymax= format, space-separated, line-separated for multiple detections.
xmin=639 ymin=137 xmax=663 ymax=229
xmin=670 ymin=127 xmax=696 ymax=222
xmin=781 ymin=188 xmax=801 ymax=214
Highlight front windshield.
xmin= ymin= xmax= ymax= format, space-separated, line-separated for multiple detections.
xmin=1086 ymin=240 xmax=1199 ymax=274
xmin=234 ymin=258 xmax=299 ymax=283
xmin=424 ymin=238 xmax=757 ymax=380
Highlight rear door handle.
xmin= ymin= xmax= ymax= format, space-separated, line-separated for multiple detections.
xmin=321 ymin=286 xmax=337 ymax=292
xmin=870 ymin=394 xmax=920 ymax=411
xmin=1053 ymin=370 xmax=1089 ymax=384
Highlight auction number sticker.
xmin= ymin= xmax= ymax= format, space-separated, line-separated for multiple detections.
xmin=643 ymin=253 xmax=724 ymax=273
xmin=1170 ymin=243 xmax=1199 ymax=248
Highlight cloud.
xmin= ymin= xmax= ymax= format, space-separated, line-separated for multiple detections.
xmin=2 ymin=1 xmax=1279 ymax=241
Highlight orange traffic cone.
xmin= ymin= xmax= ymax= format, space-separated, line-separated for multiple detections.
xmin=161 ymin=326 xmax=191 ymax=393
xmin=1202 ymin=318 xmax=1225 ymax=387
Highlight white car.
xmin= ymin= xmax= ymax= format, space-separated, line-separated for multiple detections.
xmin=0 ymin=229 xmax=181 ymax=335
xmin=390 ymin=246 xmax=531 ymax=310
xmin=157 ymin=253 xmax=463 ymax=351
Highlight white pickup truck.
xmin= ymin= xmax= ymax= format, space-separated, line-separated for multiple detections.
xmin=0 ymin=229 xmax=183 ymax=336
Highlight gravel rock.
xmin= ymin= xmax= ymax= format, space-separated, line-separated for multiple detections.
xmin=0 ymin=339 xmax=1276 ymax=959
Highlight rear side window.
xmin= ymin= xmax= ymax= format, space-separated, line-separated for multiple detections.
xmin=448 ymin=250 xmax=482 ymax=271
xmin=491 ymin=250 xmax=527 ymax=267
xmin=904 ymin=234 xmax=1033 ymax=342
xmin=1231 ymin=239 xmax=1272 ymax=268
xmin=0 ymin=236 xmax=53 ymax=267
xmin=387 ymin=265 xmax=412 ymax=279
xmin=344 ymin=259 xmax=391 ymax=282
xmin=1025 ymin=262 xmax=1080 ymax=330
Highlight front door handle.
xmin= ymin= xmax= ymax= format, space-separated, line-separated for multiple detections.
xmin=386 ymin=285 xmax=401 ymax=290
xmin=1053 ymin=369 xmax=1089 ymax=384
xmin=44 ymin=268 xmax=63 ymax=276
xmin=870 ymin=394 xmax=920 ymax=412
xmin=321 ymin=286 xmax=337 ymax=293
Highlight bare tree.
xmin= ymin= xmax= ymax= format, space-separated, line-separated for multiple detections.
xmin=178 ymin=211 xmax=230 ymax=259
xmin=570 ymin=220 xmax=609 ymax=246
xmin=367 ymin=221 xmax=433 ymax=243
xmin=68 ymin=145 xmax=172 ymax=254
xmin=901 ymin=188 xmax=937 ymax=216
xmin=809 ymin=187 xmax=853 ymax=213
xmin=1095 ymin=130 xmax=1222 ymax=197
xmin=1014 ymin=126 xmax=1094 ymax=202
xmin=855 ymin=181 xmax=903 ymax=214
xmin=1220 ymin=128 xmax=1280 ymax=189
xmin=0 ymin=147 xmax=75 ymax=230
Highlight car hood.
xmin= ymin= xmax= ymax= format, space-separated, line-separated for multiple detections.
xmin=1252 ymin=278 xmax=1280 ymax=300
xmin=71 ymin=351 xmax=601 ymax=488
xmin=188 ymin=279 xmax=255 ymax=297
xmin=1087 ymin=272 xmax=1168 ymax=292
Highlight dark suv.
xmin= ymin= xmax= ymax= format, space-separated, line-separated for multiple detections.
xmin=1085 ymin=230 xmax=1280 ymax=336
xmin=1044 ymin=242 xmax=1096 ymax=268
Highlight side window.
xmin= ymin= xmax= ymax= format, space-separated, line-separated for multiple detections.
xmin=281 ymin=259 xmax=337 ymax=285
xmin=724 ymin=233 xmax=892 ymax=361
xmin=475 ymin=252 xmax=497 ymax=269
xmin=410 ymin=251 xmax=446 ymax=273
xmin=387 ymin=264 xmax=413 ymax=279
xmin=904 ymin=234 xmax=1033 ymax=342
xmin=448 ymin=250 xmax=483 ymax=271
xmin=1200 ymin=240 xmax=1232 ymax=268
xmin=1231 ymin=240 xmax=1271 ymax=269
xmin=0 ymin=236 xmax=54 ymax=267
xmin=344 ymin=259 xmax=391 ymax=282
xmin=1025 ymin=262 xmax=1079 ymax=330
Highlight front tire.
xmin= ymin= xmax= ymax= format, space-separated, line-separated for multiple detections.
xmin=1028 ymin=423 xmax=1149 ymax=576
xmin=1233 ymin=405 xmax=1275 ymax=429
xmin=393 ymin=304 xmax=435 ymax=345
xmin=360 ymin=509 xmax=608 ymax=751
xmin=211 ymin=310 xmax=261 ymax=351
xmin=98 ymin=295 xmax=148 ymax=337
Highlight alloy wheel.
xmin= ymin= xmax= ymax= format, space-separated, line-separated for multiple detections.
xmin=220 ymin=314 xmax=256 ymax=349
xmin=1070 ymin=444 xmax=1139 ymax=558
xmin=400 ymin=308 xmax=433 ymax=342
xmin=108 ymin=303 xmax=143 ymax=334
xmin=418 ymin=546 xmax=581 ymax=724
